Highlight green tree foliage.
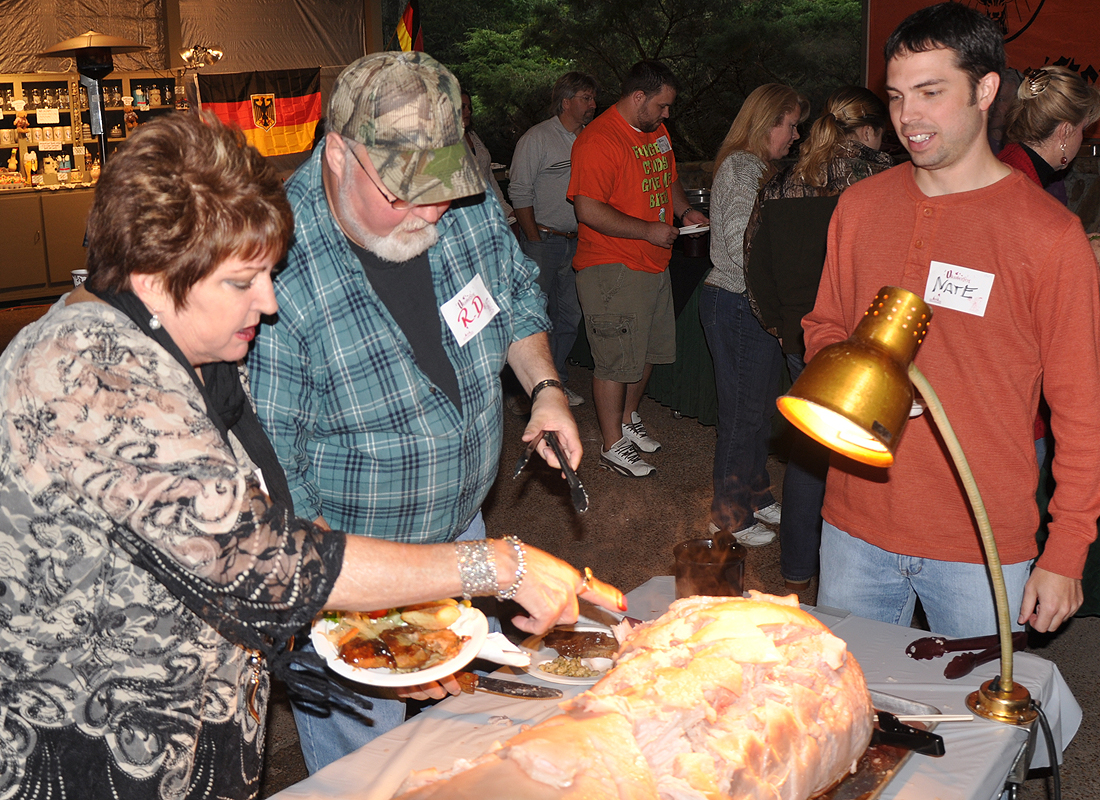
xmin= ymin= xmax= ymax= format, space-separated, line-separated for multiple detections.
xmin=387 ymin=0 xmax=862 ymax=164
xmin=455 ymin=28 xmax=574 ymax=162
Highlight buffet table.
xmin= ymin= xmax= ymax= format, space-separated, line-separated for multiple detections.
xmin=270 ymin=577 xmax=1082 ymax=800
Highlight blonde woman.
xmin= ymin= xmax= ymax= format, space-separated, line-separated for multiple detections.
xmin=743 ymin=86 xmax=893 ymax=591
xmin=999 ymin=65 xmax=1100 ymax=260
xmin=700 ymin=83 xmax=808 ymax=546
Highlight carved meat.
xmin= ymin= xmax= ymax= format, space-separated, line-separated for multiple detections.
xmin=338 ymin=636 xmax=395 ymax=670
xmin=542 ymin=629 xmax=620 ymax=659
xmin=393 ymin=592 xmax=873 ymax=800
xmin=381 ymin=627 xmax=464 ymax=671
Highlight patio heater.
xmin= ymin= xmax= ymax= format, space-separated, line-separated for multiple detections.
xmin=776 ymin=286 xmax=1037 ymax=726
xmin=39 ymin=30 xmax=149 ymax=163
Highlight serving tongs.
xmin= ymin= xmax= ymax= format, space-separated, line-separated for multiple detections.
xmin=512 ymin=430 xmax=589 ymax=513
xmin=906 ymin=630 xmax=1028 ymax=679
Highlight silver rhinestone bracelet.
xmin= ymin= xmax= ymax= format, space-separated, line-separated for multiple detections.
xmin=455 ymin=539 xmax=497 ymax=600
xmin=496 ymin=535 xmax=527 ymax=600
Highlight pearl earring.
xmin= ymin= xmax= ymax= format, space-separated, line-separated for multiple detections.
xmin=149 ymin=313 xmax=162 ymax=330
xmin=1060 ymin=142 xmax=1068 ymax=166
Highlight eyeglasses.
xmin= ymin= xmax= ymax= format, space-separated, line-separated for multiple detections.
xmin=345 ymin=142 xmax=413 ymax=211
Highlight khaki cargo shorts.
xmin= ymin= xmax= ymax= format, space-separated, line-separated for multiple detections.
xmin=575 ymin=262 xmax=675 ymax=383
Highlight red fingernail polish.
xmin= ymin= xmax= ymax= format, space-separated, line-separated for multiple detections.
xmin=618 ymin=596 xmax=628 ymax=612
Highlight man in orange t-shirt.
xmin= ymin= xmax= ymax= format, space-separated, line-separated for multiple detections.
xmin=567 ymin=60 xmax=708 ymax=477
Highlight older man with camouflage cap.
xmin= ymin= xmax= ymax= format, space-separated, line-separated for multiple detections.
xmin=247 ymin=51 xmax=578 ymax=772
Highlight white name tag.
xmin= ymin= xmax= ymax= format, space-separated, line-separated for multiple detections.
xmin=656 ymin=135 xmax=671 ymax=154
xmin=441 ymin=274 xmax=500 ymax=347
xmin=923 ymin=261 xmax=994 ymax=317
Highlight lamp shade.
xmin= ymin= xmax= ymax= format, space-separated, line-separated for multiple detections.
xmin=39 ymin=30 xmax=148 ymax=56
xmin=777 ymin=287 xmax=931 ymax=467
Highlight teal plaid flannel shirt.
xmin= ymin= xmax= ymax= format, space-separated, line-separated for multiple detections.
xmin=247 ymin=143 xmax=549 ymax=543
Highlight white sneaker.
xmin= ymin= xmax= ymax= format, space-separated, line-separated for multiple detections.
xmin=622 ymin=412 xmax=661 ymax=453
xmin=753 ymin=502 xmax=782 ymax=526
xmin=599 ymin=437 xmax=656 ymax=477
xmin=562 ymin=385 xmax=585 ymax=407
xmin=733 ymin=522 xmax=777 ymax=547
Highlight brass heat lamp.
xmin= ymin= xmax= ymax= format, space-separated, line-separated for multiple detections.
xmin=778 ymin=286 xmax=1037 ymax=726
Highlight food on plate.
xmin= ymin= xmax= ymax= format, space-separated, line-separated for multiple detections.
xmin=539 ymin=655 xmax=602 ymax=678
xmin=541 ymin=628 xmax=619 ymax=659
xmin=380 ymin=627 xmax=465 ymax=671
xmin=321 ymin=599 xmax=469 ymax=674
xmin=401 ymin=599 xmax=463 ymax=630
xmin=393 ymin=592 xmax=874 ymax=800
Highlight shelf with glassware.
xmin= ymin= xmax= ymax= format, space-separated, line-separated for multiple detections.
xmin=1 ymin=71 xmax=184 ymax=190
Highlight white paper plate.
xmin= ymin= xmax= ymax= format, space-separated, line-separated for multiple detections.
xmin=311 ymin=605 xmax=488 ymax=687
xmin=521 ymin=624 xmax=616 ymax=685
xmin=678 ymin=223 xmax=710 ymax=235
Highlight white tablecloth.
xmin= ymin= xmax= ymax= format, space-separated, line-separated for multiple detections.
xmin=270 ymin=576 xmax=1082 ymax=800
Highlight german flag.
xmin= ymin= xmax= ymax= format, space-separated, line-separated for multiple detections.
xmin=198 ymin=69 xmax=321 ymax=157
xmin=396 ymin=0 xmax=423 ymax=52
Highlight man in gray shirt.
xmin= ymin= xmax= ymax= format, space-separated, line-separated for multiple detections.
xmin=509 ymin=72 xmax=598 ymax=406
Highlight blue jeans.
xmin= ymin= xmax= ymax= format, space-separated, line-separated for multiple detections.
xmin=291 ymin=512 xmax=490 ymax=774
xmin=699 ymin=285 xmax=783 ymax=532
xmin=818 ymin=521 xmax=1032 ymax=638
xmin=780 ymin=353 xmax=828 ymax=582
xmin=521 ymin=230 xmax=581 ymax=382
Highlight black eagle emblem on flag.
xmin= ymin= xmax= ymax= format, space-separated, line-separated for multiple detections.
xmin=252 ymin=94 xmax=276 ymax=131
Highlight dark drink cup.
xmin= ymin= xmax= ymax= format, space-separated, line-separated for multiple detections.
xmin=673 ymin=536 xmax=747 ymax=599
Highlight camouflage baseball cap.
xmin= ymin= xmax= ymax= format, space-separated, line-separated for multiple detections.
xmin=329 ymin=51 xmax=485 ymax=205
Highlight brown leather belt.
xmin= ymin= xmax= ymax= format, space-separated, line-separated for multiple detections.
xmin=537 ymin=224 xmax=578 ymax=240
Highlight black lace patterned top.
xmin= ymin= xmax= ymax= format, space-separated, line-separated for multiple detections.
xmin=0 ymin=298 xmax=343 ymax=800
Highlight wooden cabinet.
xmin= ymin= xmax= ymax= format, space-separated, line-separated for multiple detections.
xmin=1 ymin=70 xmax=181 ymax=187
xmin=0 ymin=192 xmax=48 ymax=291
xmin=42 ymin=190 xmax=95 ymax=285
xmin=0 ymin=188 xmax=93 ymax=301
xmin=1 ymin=69 xmax=179 ymax=302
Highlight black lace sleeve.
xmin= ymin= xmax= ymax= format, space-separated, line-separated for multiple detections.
xmin=10 ymin=309 xmax=344 ymax=659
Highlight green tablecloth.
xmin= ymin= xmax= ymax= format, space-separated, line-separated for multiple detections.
xmin=645 ymin=279 xmax=717 ymax=425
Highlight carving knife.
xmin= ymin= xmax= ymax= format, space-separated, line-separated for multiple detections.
xmin=456 ymin=672 xmax=563 ymax=699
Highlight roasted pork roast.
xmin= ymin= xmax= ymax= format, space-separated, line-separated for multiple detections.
xmin=394 ymin=592 xmax=873 ymax=800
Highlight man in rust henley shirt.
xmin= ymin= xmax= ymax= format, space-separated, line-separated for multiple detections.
xmin=803 ymin=3 xmax=1100 ymax=637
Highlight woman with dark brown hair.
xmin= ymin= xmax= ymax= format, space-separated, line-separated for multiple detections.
xmin=0 ymin=112 xmax=622 ymax=800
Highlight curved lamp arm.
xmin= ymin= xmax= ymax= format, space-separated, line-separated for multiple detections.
xmin=908 ymin=363 xmax=1015 ymax=690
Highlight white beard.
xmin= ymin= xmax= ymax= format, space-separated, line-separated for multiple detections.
xmin=337 ymin=172 xmax=440 ymax=261
xmin=357 ymin=218 xmax=439 ymax=262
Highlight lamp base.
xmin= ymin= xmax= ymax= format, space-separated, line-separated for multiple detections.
xmin=966 ymin=677 xmax=1039 ymax=725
